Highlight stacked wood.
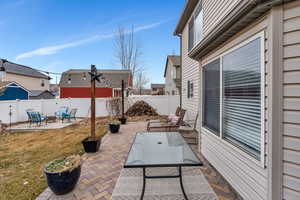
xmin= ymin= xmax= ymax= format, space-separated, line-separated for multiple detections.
xmin=126 ymin=101 xmax=158 ymax=117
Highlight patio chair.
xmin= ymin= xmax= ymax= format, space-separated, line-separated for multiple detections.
xmin=148 ymin=107 xmax=181 ymax=124
xmin=147 ymin=109 xmax=186 ymax=132
xmin=61 ymin=108 xmax=77 ymax=122
xmin=55 ymin=106 xmax=69 ymax=120
xmin=26 ymin=110 xmax=47 ymax=127
xmin=178 ymin=112 xmax=199 ymax=144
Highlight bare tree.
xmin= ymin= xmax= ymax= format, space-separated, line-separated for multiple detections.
xmin=114 ymin=25 xmax=142 ymax=79
xmin=134 ymin=70 xmax=149 ymax=95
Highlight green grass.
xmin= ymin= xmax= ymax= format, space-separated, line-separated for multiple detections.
xmin=0 ymin=123 xmax=106 ymax=200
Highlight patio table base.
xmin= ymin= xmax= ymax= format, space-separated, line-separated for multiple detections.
xmin=141 ymin=166 xmax=188 ymax=200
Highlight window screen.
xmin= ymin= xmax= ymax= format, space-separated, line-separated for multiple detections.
xmin=222 ymin=38 xmax=262 ymax=159
xmin=203 ymin=59 xmax=220 ymax=135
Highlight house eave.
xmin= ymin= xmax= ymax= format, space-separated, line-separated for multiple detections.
xmin=174 ymin=0 xmax=199 ymax=36
xmin=189 ymin=0 xmax=292 ymax=60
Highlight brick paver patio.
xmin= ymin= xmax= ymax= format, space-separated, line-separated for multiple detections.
xmin=37 ymin=121 xmax=241 ymax=200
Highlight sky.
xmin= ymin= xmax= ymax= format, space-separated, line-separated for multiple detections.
xmin=0 ymin=0 xmax=185 ymax=86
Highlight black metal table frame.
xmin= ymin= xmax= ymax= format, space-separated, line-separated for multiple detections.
xmin=141 ymin=166 xmax=188 ymax=200
xmin=124 ymin=133 xmax=203 ymax=200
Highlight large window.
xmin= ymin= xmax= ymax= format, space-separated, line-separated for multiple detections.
xmin=203 ymin=59 xmax=220 ymax=135
xmin=188 ymin=1 xmax=203 ymax=51
xmin=203 ymin=34 xmax=264 ymax=161
xmin=223 ymin=38 xmax=262 ymax=159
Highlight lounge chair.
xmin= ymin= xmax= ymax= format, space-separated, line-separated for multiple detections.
xmin=148 ymin=107 xmax=181 ymax=124
xmin=62 ymin=108 xmax=77 ymax=122
xmin=178 ymin=112 xmax=199 ymax=144
xmin=147 ymin=109 xmax=186 ymax=132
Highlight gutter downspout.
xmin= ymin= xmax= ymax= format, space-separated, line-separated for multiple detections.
xmin=179 ymin=35 xmax=183 ymax=108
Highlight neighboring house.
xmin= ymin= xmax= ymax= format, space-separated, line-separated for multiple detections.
xmin=0 ymin=59 xmax=51 ymax=91
xmin=151 ymin=84 xmax=165 ymax=95
xmin=175 ymin=0 xmax=300 ymax=200
xmin=130 ymin=88 xmax=152 ymax=95
xmin=0 ymin=81 xmax=29 ymax=100
xmin=59 ymin=69 xmax=132 ymax=98
xmin=49 ymin=84 xmax=60 ymax=98
xmin=29 ymin=90 xmax=55 ymax=100
xmin=164 ymin=55 xmax=181 ymax=95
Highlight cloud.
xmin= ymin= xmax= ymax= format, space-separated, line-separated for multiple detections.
xmin=16 ymin=21 xmax=166 ymax=60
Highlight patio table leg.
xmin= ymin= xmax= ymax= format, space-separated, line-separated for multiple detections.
xmin=141 ymin=167 xmax=146 ymax=200
xmin=179 ymin=166 xmax=188 ymax=200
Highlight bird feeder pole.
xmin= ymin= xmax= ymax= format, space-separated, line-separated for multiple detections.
xmin=90 ymin=66 xmax=96 ymax=139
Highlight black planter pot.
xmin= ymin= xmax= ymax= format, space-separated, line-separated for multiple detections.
xmin=109 ymin=124 xmax=120 ymax=133
xmin=118 ymin=117 xmax=127 ymax=125
xmin=82 ymin=137 xmax=101 ymax=153
xmin=44 ymin=165 xmax=81 ymax=195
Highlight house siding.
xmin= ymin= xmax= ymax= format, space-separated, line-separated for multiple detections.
xmin=200 ymin=16 xmax=270 ymax=200
xmin=282 ymin=1 xmax=300 ymax=199
xmin=4 ymin=73 xmax=49 ymax=91
xmin=165 ymin=61 xmax=179 ymax=95
xmin=181 ymin=16 xmax=201 ymax=130
xmin=60 ymin=88 xmax=113 ymax=98
xmin=202 ymin=0 xmax=242 ymax=36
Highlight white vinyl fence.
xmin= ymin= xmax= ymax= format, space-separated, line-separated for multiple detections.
xmin=0 ymin=96 xmax=179 ymax=124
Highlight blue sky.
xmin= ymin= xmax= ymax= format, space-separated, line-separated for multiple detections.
xmin=0 ymin=0 xmax=184 ymax=86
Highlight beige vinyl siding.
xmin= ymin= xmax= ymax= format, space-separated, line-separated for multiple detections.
xmin=165 ymin=61 xmax=179 ymax=95
xmin=200 ymin=16 xmax=269 ymax=200
xmin=181 ymin=15 xmax=201 ymax=132
xmin=4 ymin=73 xmax=50 ymax=91
xmin=202 ymin=0 xmax=242 ymax=36
xmin=282 ymin=1 xmax=300 ymax=199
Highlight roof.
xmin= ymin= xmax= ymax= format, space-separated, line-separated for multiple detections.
xmin=59 ymin=69 xmax=132 ymax=88
xmin=0 ymin=81 xmax=30 ymax=92
xmin=151 ymin=84 xmax=165 ymax=89
xmin=0 ymin=59 xmax=50 ymax=79
xmin=189 ymin=0 xmax=296 ymax=59
xmin=174 ymin=0 xmax=199 ymax=35
xmin=164 ymin=55 xmax=180 ymax=77
xmin=29 ymin=90 xmax=54 ymax=97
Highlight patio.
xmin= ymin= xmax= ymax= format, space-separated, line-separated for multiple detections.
xmin=36 ymin=121 xmax=241 ymax=200
xmin=7 ymin=120 xmax=80 ymax=131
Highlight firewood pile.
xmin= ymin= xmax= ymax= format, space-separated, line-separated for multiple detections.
xmin=125 ymin=101 xmax=158 ymax=117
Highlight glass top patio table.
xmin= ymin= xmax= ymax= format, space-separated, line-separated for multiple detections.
xmin=124 ymin=132 xmax=203 ymax=168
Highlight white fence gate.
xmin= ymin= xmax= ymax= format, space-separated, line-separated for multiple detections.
xmin=0 ymin=96 xmax=180 ymax=124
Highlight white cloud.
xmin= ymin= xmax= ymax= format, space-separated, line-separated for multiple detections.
xmin=16 ymin=21 xmax=166 ymax=60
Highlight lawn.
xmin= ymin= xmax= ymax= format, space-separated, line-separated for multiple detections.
xmin=0 ymin=122 xmax=107 ymax=200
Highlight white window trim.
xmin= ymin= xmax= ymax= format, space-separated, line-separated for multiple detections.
xmin=188 ymin=0 xmax=203 ymax=52
xmin=201 ymin=31 xmax=266 ymax=168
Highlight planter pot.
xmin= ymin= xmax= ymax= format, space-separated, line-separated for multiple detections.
xmin=109 ymin=124 xmax=120 ymax=133
xmin=118 ymin=117 xmax=127 ymax=125
xmin=82 ymin=137 xmax=101 ymax=153
xmin=44 ymin=165 xmax=81 ymax=195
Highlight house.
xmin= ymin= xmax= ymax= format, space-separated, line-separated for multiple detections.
xmin=164 ymin=55 xmax=181 ymax=95
xmin=0 ymin=81 xmax=29 ymax=100
xmin=29 ymin=90 xmax=55 ymax=100
xmin=175 ymin=0 xmax=300 ymax=200
xmin=151 ymin=84 xmax=165 ymax=95
xmin=49 ymin=84 xmax=60 ymax=98
xmin=0 ymin=59 xmax=51 ymax=91
xmin=59 ymin=69 xmax=132 ymax=98
xmin=130 ymin=88 xmax=152 ymax=95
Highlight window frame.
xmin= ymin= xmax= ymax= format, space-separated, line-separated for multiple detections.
xmin=201 ymin=31 xmax=265 ymax=167
xmin=188 ymin=1 xmax=203 ymax=52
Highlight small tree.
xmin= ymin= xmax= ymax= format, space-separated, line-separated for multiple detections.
xmin=134 ymin=70 xmax=149 ymax=95
xmin=114 ymin=25 xmax=142 ymax=79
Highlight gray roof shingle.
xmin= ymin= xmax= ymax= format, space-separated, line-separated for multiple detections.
xmin=59 ymin=69 xmax=132 ymax=88
xmin=0 ymin=59 xmax=50 ymax=79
